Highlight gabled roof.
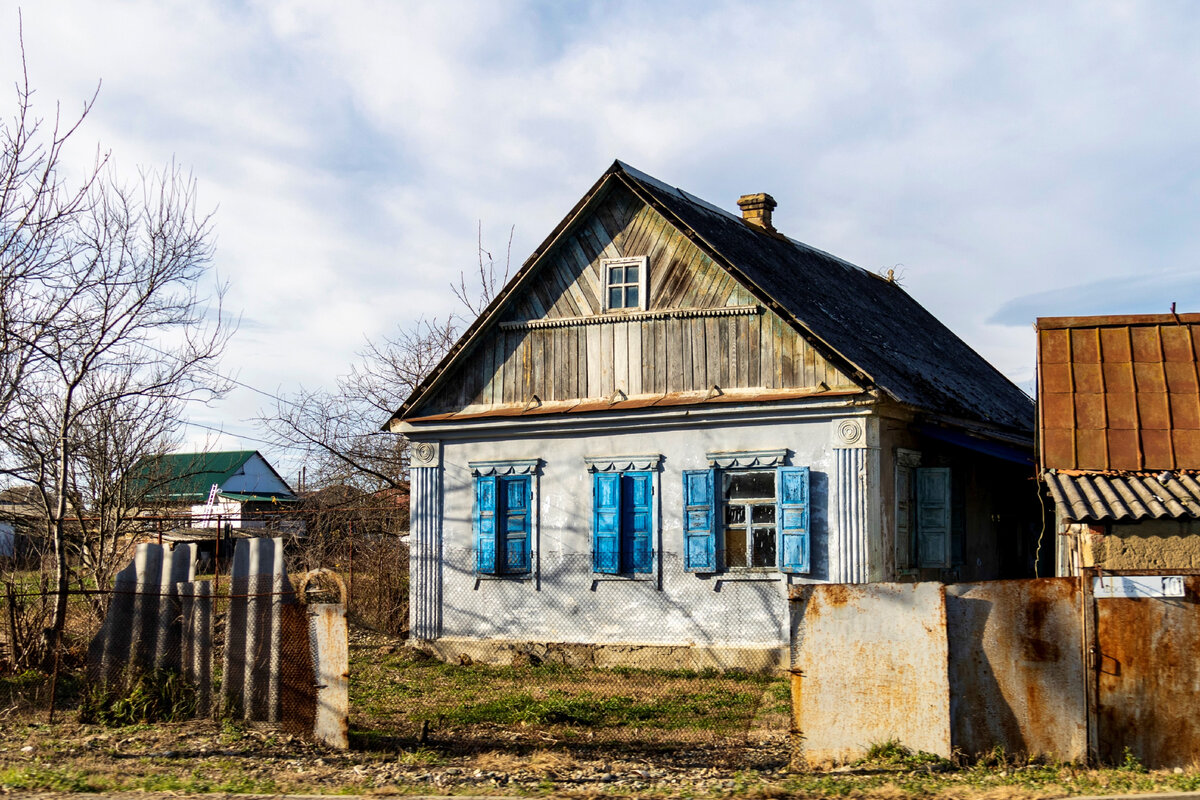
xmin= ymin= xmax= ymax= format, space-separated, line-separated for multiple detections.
xmin=391 ymin=161 xmax=1033 ymax=435
xmin=133 ymin=450 xmax=294 ymax=503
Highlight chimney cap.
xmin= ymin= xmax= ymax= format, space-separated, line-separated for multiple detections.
xmin=737 ymin=193 xmax=778 ymax=232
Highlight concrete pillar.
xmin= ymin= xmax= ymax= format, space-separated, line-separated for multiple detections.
xmin=409 ymin=441 xmax=443 ymax=641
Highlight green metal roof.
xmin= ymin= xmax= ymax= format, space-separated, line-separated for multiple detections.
xmin=133 ymin=451 xmax=259 ymax=502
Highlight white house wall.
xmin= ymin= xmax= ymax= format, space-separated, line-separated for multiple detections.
xmin=406 ymin=403 xmax=882 ymax=665
xmin=220 ymin=453 xmax=291 ymax=496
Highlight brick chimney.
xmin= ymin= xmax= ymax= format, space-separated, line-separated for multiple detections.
xmin=737 ymin=193 xmax=777 ymax=232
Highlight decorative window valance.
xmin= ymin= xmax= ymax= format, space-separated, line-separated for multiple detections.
xmin=468 ymin=459 xmax=540 ymax=477
xmin=705 ymin=449 xmax=789 ymax=469
xmin=583 ymin=454 xmax=663 ymax=473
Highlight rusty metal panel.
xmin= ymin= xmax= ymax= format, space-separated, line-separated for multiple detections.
xmin=1096 ymin=574 xmax=1200 ymax=768
xmin=1037 ymin=315 xmax=1200 ymax=472
xmin=790 ymin=582 xmax=950 ymax=764
xmin=946 ymin=578 xmax=1085 ymax=761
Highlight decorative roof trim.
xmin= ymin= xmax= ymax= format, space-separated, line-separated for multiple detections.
xmin=706 ymin=449 xmax=789 ymax=469
xmin=468 ymin=459 xmax=540 ymax=477
xmin=500 ymin=304 xmax=761 ymax=331
xmin=583 ymin=454 xmax=663 ymax=473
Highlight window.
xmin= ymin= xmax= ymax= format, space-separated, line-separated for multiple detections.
xmin=894 ymin=450 xmax=952 ymax=570
xmin=683 ymin=466 xmax=810 ymax=573
xmin=474 ymin=474 xmax=531 ymax=574
xmin=592 ymin=471 xmax=653 ymax=574
xmin=602 ymin=256 xmax=648 ymax=312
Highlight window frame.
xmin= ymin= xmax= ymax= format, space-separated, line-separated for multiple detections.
xmin=470 ymin=459 xmax=539 ymax=577
xmin=720 ymin=470 xmax=779 ymax=570
xmin=601 ymin=256 xmax=649 ymax=313
xmin=591 ymin=470 xmax=655 ymax=576
xmin=684 ymin=460 xmax=810 ymax=575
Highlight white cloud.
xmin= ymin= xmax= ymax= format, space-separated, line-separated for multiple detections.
xmin=5 ymin=0 xmax=1200 ymax=467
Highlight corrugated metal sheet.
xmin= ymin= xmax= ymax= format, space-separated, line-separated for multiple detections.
xmin=1038 ymin=314 xmax=1200 ymax=471
xmin=1044 ymin=470 xmax=1200 ymax=521
xmin=223 ymin=537 xmax=291 ymax=722
xmin=87 ymin=543 xmax=212 ymax=712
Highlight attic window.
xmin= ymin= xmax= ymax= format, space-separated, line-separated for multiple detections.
xmin=603 ymin=256 xmax=648 ymax=312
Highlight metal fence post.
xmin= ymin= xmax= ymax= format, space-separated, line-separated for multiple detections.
xmin=347 ymin=521 xmax=354 ymax=610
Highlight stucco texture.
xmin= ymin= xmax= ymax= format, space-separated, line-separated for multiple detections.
xmin=1082 ymin=519 xmax=1200 ymax=570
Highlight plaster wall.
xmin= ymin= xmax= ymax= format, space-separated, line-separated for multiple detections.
xmin=413 ymin=409 xmax=882 ymax=661
xmin=1081 ymin=519 xmax=1200 ymax=570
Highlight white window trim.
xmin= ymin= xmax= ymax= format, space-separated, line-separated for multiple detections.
xmin=602 ymin=256 xmax=649 ymax=312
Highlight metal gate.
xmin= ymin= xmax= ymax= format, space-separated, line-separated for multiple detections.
xmin=1087 ymin=570 xmax=1200 ymax=769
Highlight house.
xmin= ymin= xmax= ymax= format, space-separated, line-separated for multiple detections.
xmin=387 ymin=161 xmax=1040 ymax=670
xmin=133 ymin=450 xmax=298 ymax=534
xmin=1038 ymin=313 xmax=1200 ymax=575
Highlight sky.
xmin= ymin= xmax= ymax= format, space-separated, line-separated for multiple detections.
xmin=4 ymin=1 xmax=1200 ymax=484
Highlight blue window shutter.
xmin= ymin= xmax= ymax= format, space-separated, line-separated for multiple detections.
xmin=593 ymin=472 xmax=621 ymax=574
xmin=683 ymin=469 xmax=716 ymax=572
xmin=916 ymin=467 xmax=951 ymax=568
xmin=500 ymin=475 xmax=532 ymax=574
xmin=623 ymin=472 xmax=653 ymax=574
xmin=777 ymin=466 xmax=810 ymax=573
xmin=475 ymin=475 xmax=497 ymax=574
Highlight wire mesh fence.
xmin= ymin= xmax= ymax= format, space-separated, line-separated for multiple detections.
xmin=0 ymin=509 xmax=790 ymax=767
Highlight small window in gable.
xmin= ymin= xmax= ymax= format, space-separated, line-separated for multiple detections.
xmin=603 ymin=256 xmax=648 ymax=312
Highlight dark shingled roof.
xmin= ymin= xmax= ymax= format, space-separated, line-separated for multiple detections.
xmin=615 ymin=162 xmax=1033 ymax=433
xmin=392 ymin=161 xmax=1033 ymax=436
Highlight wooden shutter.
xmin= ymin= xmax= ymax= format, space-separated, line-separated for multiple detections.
xmin=623 ymin=472 xmax=653 ymax=574
xmin=500 ymin=475 xmax=531 ymax=573
xmin=683 ymin=469 xmax=716 ymax=572
xmin=592 ymin=472 xmax=621 ymax=574
xmin=474 ymin=475 xmax=497 ymax=574
xmin=916 ymin=467 xmax=951 ymax=568
xmin=777 ymin=466 xmax=810 ymax=573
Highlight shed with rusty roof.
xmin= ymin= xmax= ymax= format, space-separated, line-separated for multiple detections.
xmin=1037 ymin=313 xmax=1200 ymax=574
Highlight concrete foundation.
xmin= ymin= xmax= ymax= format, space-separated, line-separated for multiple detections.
xmin=415 ymin=637 xmax=787 ymax=673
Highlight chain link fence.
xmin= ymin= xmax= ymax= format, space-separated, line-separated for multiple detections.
xmin=0 ymin=508 xmax=789 ymax=767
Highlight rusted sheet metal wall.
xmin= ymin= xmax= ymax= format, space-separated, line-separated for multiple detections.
xmin=946 ymin=579 xmax=1085 ymax=761
xmin=1096 ymin=574 xmax=1200 ymax=768
xmin=790 ymin=582 xmax=951 ymax=764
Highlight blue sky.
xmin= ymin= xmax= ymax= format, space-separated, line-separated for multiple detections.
xmin=4 ymin=1 xmax=1200 ymax=481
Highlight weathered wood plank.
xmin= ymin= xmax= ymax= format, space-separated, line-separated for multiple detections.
xmin=734 ymin=314 xmax=748 ymax=387
xmin=780 ymin=321 xmax=795 ymax=387
xmin=600 ymin=322 xmax=614 ymax=397
xmin=705 ymin=317 xmax=720 ymax=389
xmin=617 ymin=204 xmax=656 ymax=262
xmin=556 ymin=244 xmax=597 ymax=316
xmin=629 ymin=319 xmax=643 ymax=395
xmin=586 ymin=324 xmax=601 ymax=397
xmin=717 ymin=317 xmax=730 ymax=388
xmin=668 ymin=317 xmax=685 ymax=393
xmin=614 ymin=321 xmax=629 ymax=395
xmin=748 ymin=312 xmax=761 ymax=388
xmin=660 ymin=246 xmax=703 ymax=309
xmin=680 ymin=317 xmax=695 ymax=391
xmin=550 ymin=258 xmax=584 ymax=318
xmin=762 ymin=312 xmax=777 ymax=389
xmin=681 ymin=254 xmax=723 ymax=309
xmin=646 ymin=228 xmax=685 ymax=309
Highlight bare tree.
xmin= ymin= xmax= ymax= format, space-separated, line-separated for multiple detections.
xmin=260 ymin=315 xmax=457 ymax=492
xmin=452 ymin=222 xmax=513 ymax=318
xmin=0 ymin=47 xmax=231 ymax=650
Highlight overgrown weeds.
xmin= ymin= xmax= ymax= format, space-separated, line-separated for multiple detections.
xmin=79 ymin=667 xmax=199 ymax=726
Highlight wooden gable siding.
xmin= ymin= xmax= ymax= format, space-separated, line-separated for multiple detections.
xmin=416 ymin=183 xmax=857 ymax=416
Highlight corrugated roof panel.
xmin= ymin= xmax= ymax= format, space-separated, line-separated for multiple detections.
xmin=1046 ymin=470 xmax=1200 ymax=522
